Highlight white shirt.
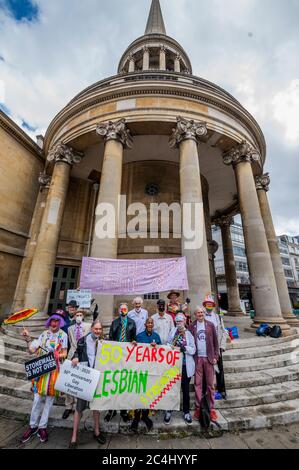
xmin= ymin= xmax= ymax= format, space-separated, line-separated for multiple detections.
xmin=128 ymin=308 xmax=148 ymax=335
xmin=152 ymin=312 xmax=174 ymax=345
xmin=196 ymin=321 xmax=207 ymax=357
xmin=86 ymin=334 xmax=98 ymax=368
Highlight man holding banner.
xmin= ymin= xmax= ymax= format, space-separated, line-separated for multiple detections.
xmin=105 ymin=303 xmax=137 ymax=423
xmin=69 ymin=320 xmax=106 ymax=449
xmin=131 ymin=318 xmax=162 ymax=433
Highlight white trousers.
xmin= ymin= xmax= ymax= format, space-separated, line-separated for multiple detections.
xmin=30 ymin=393 xmax=55 ymax=429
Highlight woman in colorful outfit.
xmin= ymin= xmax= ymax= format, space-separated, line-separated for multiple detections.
xmin=164 ymin=313 xmax=196 ymax=426
xmin=21 ymin=314 xmax=68 ymax=443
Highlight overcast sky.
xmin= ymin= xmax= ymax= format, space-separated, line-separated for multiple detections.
xmin=0 ymin=0 xmax=298 ymax=236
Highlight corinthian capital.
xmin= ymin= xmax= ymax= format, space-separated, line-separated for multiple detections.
xmin=256 ymin=173 xmax=270 ymax=191
xmin=169 ymin=116 xmax=208 ymax=148
xmin=96 ymin=119 xmax=133 ymax=149
xmin=214 ymin=215 xmax=234 ymax=228
xmin=38 ymin=172 xmax=51 ymax=188
xmin=47 ymin=143 xmax=84 ymax=166
xmin=223 ymin=140 xmax=260 ymax=166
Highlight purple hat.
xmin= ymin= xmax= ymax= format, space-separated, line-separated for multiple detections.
xmin=45 ymin=314 xmax=66 ymax=329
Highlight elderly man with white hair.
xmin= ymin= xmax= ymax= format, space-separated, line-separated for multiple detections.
xmin=128 ymin=297 xmax=149 ymax=335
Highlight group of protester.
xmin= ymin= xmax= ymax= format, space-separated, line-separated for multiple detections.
xmin=20 ymin=291 xmax=228 ymax=448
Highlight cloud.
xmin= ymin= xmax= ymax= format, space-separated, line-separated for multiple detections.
xmin=0 ymin=0 xmax=39 ymax=22
xmin=0 ymin=0 xmax=298 ymax=236
xmin=272 ymin=80 xmax=299 ymax=145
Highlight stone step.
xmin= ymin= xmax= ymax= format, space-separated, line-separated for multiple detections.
xmin=3 ymin=346 xmax=30 ymax=364
xmin=224 ymin=351 xmax=299 ymax=373
xmin=1 ymin=372 xmax=298 ymax=412
xmin=226 ymin=332 xmax=299 ymax=350
xmin=225 ymin=364 xmax=299 ymax=389
xmin=0 ymin=359 xmax=27 ymax=380
xmin=1 ymin=335 xmax=29 ymax=352
xmin=1 ymin=392 xmax=299 ymax=435
xmin=223 ymin=338 xmax=299 ymax=361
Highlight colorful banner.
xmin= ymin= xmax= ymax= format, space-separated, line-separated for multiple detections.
xmin=80 ymin=257 xmax=189 ymax=295
xmin=89 ymin=341 xmax=182 ymax=411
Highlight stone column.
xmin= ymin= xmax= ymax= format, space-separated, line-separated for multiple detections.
xmin=215 ymin=215 xmax=244 ymax=316
xmin=174 ymin=55 xmax=181 ymax=73
xmin=12 ymin=173 xmax=51 ymax=311
xmin=223 ymin=141 xmax=289 ymax=332
xmin=143 ymin=46 xmax=150 ymax=71
xmin=159 ymin=46 xmax=166 ymax=71
xmin=91 ymin=119 xmax=132 ymax=328
xmin=256 ymin=173 xmax=299 ymax=326
xmin=170 ymin=117 xmax=211 ymax=312
xmin=128 ymin=54 xmax=135 ymax=73
xmin=24 ymin=143 xmax=83 ymax=312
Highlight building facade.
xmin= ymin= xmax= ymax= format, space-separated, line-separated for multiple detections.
xmin=214 ymin=222 xmax=299 ymax=311
xmin=1 ymin=0 xmax=298 ymax=332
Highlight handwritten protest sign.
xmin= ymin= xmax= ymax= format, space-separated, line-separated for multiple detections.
xmin=55 ymin=360 xmax=101 ymax=401
xmin=90 ymin=341 xmax=182 ymax=411
xmin=66 ymin=289 xmax=92 ymax=309
xmin=25 ymin=353 xmax=57 ymax=380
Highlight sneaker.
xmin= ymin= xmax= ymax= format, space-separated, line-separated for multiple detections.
xmin=193 ymin=409 xmax=200 ymax=421
xmin=184 ymin=413 xmax=193 ymax=425
xmin=94 ymin=432 xmax=107 ymax=445
xmin=21 ymin=427 xmax=38 ymax=443
xmin=142 ymin=416 xmax=153 ymax=432
xmin=62 ymin=409 xmax=72 ymax=420
xmin=210 ymin=410 xmax=218 ymax=422
xmin=69 ymin=441 xmax=78 ymax=449
xmin=104 ymin=410 xmax=117 ymax=422
xmin=130 ymin=419 xmax=139 ymax=433
xmin=38 ymin=428 xmax=48 ymax=443
xmin=163 ymin=411 xmax=172 ymax=425
xmin=120 ymin=411 xmax=129 ymax=423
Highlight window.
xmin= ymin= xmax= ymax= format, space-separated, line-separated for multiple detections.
xmin=144 ymin=293 xmax=160 ymax=300
xmin=233 ymin=246 xmax=246 ymax=257
xmin=48 ymin=265 xmax=79 ymax=314
xmin=281 ymin=257 xmax=291 ymax=266
xmin=284 ymin=270 xmax=293 ymax=278
xmin=236 ymin=261 xmax=248 ymax=272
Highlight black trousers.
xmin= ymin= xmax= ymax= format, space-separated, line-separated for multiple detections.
xmin=133 ymin=409 xmax=149 ymax=422
xmin=181 ymin=364 xmax=191 ymax=414
xmin=216 ymin=350 xmax=226 ymax=394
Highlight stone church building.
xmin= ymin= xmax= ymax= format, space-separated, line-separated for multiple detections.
xmin=0 ymin=0 xmax=298 ymax=332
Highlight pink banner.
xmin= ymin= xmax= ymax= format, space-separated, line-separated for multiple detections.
xmin=80 ymin=257 xmax=189 ymax=295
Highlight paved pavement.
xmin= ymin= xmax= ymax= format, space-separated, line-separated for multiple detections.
xmin=1 ymin=417 xmax=299 ymax=449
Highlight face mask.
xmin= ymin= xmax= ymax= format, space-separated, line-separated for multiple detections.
xmin=76 ymin=316 xmax=83 ymax=325
xmin=158 ymin=306 xmax=165 ymax=312
xmin=120 ymin=307 xmax=128 ymax=316
xmin=177 ymin=324 xmax=186 ymax=333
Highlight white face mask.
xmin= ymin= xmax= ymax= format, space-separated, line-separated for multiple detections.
xmin=76 ymin=316 xmax=83 ymax=325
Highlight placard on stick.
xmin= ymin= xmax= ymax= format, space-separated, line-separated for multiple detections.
xmin=25 ymin=353 xmax=57 ymax=380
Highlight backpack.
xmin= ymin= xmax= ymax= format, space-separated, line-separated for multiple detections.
xmin=256 ymin=323 xmax=271 ymax=336
xmin=269 ymin=325 xmax=282 ymax=338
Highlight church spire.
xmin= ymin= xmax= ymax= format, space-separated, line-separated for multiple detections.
xmin=145 ymin=0 xmax=166 ymax=35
